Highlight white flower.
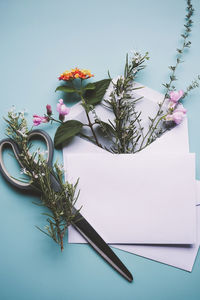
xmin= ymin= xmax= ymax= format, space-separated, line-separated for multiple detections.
xmin=11 ymin=112 xmax=18 ymax=119
xmin=32 ymin=172 xmax=38 ymax=179
xmin=17 ymin=127 xmax=27 ymax=137
xmin=57 ymin=164 xmax=64 ymax=172
xmin=19 ymin=109 xmax=28 ymax=119
xmin=20 ymin=168 xmax=28 ymax=175
xmin=36 ymin=149 xmax=48 ymax=156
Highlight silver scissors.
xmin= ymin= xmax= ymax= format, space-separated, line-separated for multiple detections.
xmin=0 ymin=129 xmax=133 ymax=282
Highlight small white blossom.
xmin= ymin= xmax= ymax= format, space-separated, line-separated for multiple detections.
xmin=32 ymin=172 xmax=38 ymax=179
xmin=36 ymin=149 xmax=48 ymax=156
xmin=11 ymin=112 xmax=18 ymax=119
xmin=17 ymin=127 xmax=28 ymax=137
xmin=20 ymin=168 xmax=28 ymax=175
xmin=57 ymin=164 xmax=64 ymax=172
xmin=19 ymin=109 xmax=28 ymax=119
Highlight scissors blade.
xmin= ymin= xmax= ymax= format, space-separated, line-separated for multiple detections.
xmin=50 ymin=174 xmax=133 ymax=282
xmin=72 ymin=209 xmax=133 ymax=282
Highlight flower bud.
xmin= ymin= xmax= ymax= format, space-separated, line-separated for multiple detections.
xmin=46 ymin=104 xmax=52 ymax=116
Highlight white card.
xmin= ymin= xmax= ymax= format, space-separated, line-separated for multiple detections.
xmin=65 ymin=152 xmax=196 ymax=244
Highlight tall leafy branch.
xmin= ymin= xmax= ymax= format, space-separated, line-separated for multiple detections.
xmin=139 ymin=0 xmax=195 ymax=150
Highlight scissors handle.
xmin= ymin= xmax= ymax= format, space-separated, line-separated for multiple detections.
xmin=0 ymin=129 xmax=54 ymax=190
xmin=28 ymin=129 xmax=54 ymax=165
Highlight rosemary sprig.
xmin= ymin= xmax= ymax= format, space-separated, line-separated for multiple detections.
xmin=5 ymin=109 xmax=80 ymax=251
xmin=95 ymin=52 xmax=149 ymax=153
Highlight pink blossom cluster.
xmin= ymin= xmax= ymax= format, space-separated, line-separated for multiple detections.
xmin=165 ymin=90 xmax=186 ymax=125
xmin=33 ymin=99 xmax=70 ymax=126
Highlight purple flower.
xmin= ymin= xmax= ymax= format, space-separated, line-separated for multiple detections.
xmin=56 ymin=99 xmax=70 ymax=121
xmin=169 ymin=90 xmax=184 ymax=103
xmin=33 ymin=115 xmax=48 ymax=126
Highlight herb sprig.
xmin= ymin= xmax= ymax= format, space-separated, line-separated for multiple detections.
xmin=94 ymin=52 xmax=149 ymax=153
xmin=5 ymin=109 xmax=80 ymax=251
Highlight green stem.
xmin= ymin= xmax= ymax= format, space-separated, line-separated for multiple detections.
xmin=49 ymin=117 xmax=62 ymax=124
xmin=145 ymin=115 xmax=166 ymax=147
xmin=80 ymin=95 xmax=102 ymax=148
xmin=73 ymin=79 xmax=102 ymax=148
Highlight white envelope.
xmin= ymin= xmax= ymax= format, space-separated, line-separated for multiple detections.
xmin=63 ymin=83 xmax=199 ymax=270
xmin=66 ymin=152 xmax=196 ymax=244
xmin=114 ymin=205 xmax=200 ymax=272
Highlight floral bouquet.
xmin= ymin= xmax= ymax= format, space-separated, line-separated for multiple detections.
xmin=33 ymin=0 xmax=199 ymax=158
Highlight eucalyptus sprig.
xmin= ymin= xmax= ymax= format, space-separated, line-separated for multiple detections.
xmin=5 ymin=109 xmax=80 ymax=251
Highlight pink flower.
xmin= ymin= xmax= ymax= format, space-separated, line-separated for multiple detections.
xmin=172 ymin=104 xmax=187 ymax=124
xmin=56 ymin=99 xmax=70 ymax=115
xmin=56 ymin=99 xmax=70 ymax=121
xmin=33 ymin=115 xmax=48 ymax=126
xmin=165 ymin=104 xmax=187 ymax=125
xmin=169 ymin=90 xmax=184 ymax=103
xmin=174 ymin=103 xmax=187 ymax=114
xmin=46 ymin=104 xmax=52 ymax=116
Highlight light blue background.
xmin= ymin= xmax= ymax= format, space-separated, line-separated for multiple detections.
xmin=0 ymin=0 xmax=200 ymax=299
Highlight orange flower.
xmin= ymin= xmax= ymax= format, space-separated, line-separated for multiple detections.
xmin=58 ymin=68 xmax=94 ymax=81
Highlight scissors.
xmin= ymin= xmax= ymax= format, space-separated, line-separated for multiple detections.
xmin=0 ymin=129 xmax=133 ymax=282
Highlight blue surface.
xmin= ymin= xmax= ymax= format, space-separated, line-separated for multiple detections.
xmin=0 ymin=0 xmax=200 ymax=299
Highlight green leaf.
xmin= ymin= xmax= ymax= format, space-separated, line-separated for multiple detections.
xmin=97 ymin=120 xmax=115 ymax=136
xmin=102 ymin=121 xmax=116 ymax=136
xmin=83 ymin=82 xmax=95 ymax=90
xmin=54 ymin=120 xmax=84 ymax=148
xmin=83 ymin=79 xmax=111 ymax=105
xmin=55 ymin=86 xmax=77 ymax=93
